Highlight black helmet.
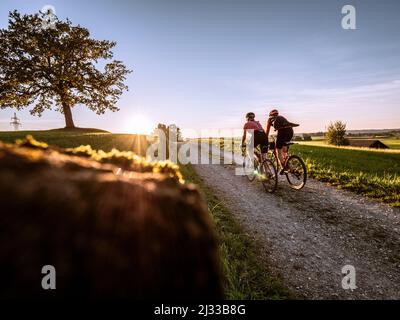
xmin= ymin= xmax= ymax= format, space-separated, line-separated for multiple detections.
xmin=269 ymin=109 xmax=279 ymax=118
xmin=246 ymin=112 xmax=255 ymax=120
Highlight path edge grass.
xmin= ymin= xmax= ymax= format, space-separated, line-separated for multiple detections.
xmin=180 ymin=164 xmax=294 ymax=300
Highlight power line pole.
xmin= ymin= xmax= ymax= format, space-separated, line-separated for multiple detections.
xmin=10 ymin=112 xmax=22 ymax=131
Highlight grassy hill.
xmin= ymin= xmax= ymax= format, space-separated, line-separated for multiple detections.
xmin=0 ymin=128 xmax=149 ymax=156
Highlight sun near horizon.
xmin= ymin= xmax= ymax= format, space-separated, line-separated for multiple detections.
xmin=121 ymin=113 xmax=154 ymax=135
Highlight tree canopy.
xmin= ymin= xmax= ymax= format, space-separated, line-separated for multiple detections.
xmin=0 ymin=10 xmax=131 ymax=128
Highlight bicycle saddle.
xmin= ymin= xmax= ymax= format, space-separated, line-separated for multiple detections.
xmin=283 ymin=141 xmax=296 ymax=146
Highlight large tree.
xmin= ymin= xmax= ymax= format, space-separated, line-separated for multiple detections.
xmin=0 ymin=10 xmax=131 ymax=128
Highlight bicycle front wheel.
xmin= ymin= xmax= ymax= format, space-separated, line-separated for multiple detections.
xmin=285 ymin=155 xmax=307 ymax=190
xmin=259 ymin=159 xmax=278 ymax=193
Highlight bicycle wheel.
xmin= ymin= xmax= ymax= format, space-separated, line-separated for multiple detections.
xmin=285 ymin=155 xmax=307 ymax=190
xmin=259 ymin=159 xmax=278 ymax=193
xmin=242 ymin=155 xmax=258 ymax=182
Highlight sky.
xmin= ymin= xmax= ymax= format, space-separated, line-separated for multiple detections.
xmin=0 ymin=0 xmax=399 ymax=136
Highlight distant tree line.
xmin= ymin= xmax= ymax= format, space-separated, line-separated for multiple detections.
xmin=293 ymin=134 xmax=313 ymax=141
xmin=347 ymin=131 xmax=400 ymax=138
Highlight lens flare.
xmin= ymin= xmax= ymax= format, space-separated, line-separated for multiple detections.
xmin=125 ymin=114 xmax=153 ymax=135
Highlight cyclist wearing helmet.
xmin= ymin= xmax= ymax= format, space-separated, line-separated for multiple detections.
xmin=241 ymin=112 xmax=269 ymax=156
xmin=266 ymin=109 xmax=298 ymax=173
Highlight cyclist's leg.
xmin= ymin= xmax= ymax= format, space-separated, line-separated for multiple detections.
xmin=253 ymin=131 xmax=263 ymax=160
xmin=281 ymin=146 xmax=289 ymax=167
xmin=276 ymin=147 xmax=285 ymax=171
xmin=282 ymin=128 xmax=294 ymax=168
xmin=261 ymin=149 xmax=268 ymax=162
xmin=273 ymin=147 xmax=279 ymax=169
xmin=275 ymin=132 xmax=285 ymax=170
xmin=255 ymin=130 xmax=269 ymax=161
xmin=249 ymin=132 xmax=262 ymax=171
xmin=276 ymin=127 xmax=293 ymax=171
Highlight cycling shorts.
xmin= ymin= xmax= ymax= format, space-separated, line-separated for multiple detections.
xmin=253 ymin=130 xmax=269 ymax=153
xmin=276 ymin=127 xmax=294 ymax=149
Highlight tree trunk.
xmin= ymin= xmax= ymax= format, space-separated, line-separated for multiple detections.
xmin=62 ymin=103 xmax=75 ymax=128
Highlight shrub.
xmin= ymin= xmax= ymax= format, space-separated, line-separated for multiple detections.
xmin=326 ymin=121 xmax=349 ymax=146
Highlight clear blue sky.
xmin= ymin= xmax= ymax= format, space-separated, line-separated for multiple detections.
xmin=0 ymin=0 xmax=399 ymax=135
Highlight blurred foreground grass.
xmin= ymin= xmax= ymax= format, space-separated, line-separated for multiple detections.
xmin=0 ymin=128 xmax=149 ymax=156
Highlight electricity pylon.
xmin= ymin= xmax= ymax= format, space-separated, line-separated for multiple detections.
xmin=10 ymin=112 xmax=22 ymax=131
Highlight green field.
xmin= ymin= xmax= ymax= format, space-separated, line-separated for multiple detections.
xmin=296 ymin=137 xmax=400 ymax=206
xmin=292 ymin=144 xmax=400 ymax=206
xmin=0 ymin=128 xmax=148 ymax=156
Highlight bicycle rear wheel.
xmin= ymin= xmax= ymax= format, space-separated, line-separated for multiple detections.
xmin=259 ymin=159 xmax=278 ymax=193
xmin=285 ymin=155 xmax=307 ymax=190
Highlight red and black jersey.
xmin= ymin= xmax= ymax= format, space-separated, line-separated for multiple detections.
xmin=269 ymin=115 xmax=299 ymax=131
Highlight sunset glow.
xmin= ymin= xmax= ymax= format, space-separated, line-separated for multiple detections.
xmin=124 ymin=114 xmax=153 ymax=135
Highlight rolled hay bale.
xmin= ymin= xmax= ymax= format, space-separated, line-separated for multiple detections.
xmin=0 ymin=137 xmax=223 ymax=299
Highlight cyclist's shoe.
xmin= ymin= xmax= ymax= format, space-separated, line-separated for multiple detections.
xmin=279 ymin=167 xmax=289 ymax=175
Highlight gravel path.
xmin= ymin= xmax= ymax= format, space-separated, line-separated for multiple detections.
xmin=194 ymin=149 xmax=400 ymax=299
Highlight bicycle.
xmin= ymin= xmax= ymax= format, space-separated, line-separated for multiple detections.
xmin=242 ymin=145 xmax=278 ymax=193
xmin=268 ymin=139 xmax=307 ymax=190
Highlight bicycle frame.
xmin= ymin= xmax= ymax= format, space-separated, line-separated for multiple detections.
xmin=268 ymin=138 xmax=291 ymax=170
xmin=267 ymin=137 xmax=307 ymax=190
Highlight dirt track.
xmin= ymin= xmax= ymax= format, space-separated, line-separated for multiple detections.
xmin=194 ymin=148 xmax=400 ymax=299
